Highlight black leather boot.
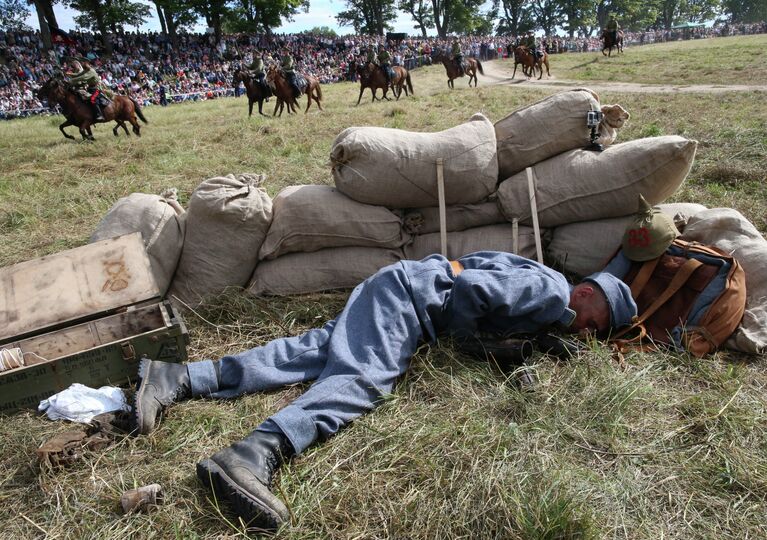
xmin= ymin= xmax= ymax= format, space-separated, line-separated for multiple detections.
xmin=197 ymin=430 xmax=294 ymax=531
xmin=134 ymin=359 xmax=191 ymax=435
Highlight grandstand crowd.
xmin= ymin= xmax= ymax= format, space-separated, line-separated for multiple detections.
xmin=2 ymin=20 xmax=765 ymax=119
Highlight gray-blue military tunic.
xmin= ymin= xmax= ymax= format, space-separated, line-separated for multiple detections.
xmin=186 ymin=252 xmax=575 ymax=454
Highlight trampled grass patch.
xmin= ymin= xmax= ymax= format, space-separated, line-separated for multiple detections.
xmin=0 ymin=40 xmax=766 ymax=539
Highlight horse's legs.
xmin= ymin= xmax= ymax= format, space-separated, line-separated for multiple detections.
xmin=313 ymin=87 xmax=323 ymax=111
xmin=129 ymin=115 xmax=141 ymax=136
xmin=356 ymin=86 xmax=365 ymax=105
xmin=258 ymin=99 xmax=266 ymax=116
xmin=59 ymin=119 xmax=76 ymax=140
xmin=113 ymin=123 xmax=119 ymax=136
xmin=512 ymin=63 xmax=517 ymax=79
xmin=305 ymin=90 xmax=311 ymax=113
xmin=248 ymin=99 xmax=254 ymax=117
xmin=273 ymin=99 xmax=280 ymax=116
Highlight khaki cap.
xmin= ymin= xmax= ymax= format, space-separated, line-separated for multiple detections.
xmin=621 ymin=195 xmax=679 ymax=261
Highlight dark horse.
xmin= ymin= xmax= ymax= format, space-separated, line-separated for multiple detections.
xmin=441 ymin=57 xmax=484 ymax=89
xmin=601 ymin=30 xmax=624 ymax=57
xmin=232 ymin=68 xmax=272 ymax=117
xmin=510 ymin=45 xmax=550 ymax=80
xmin=37 ymin=77 xmax=147 ymax=140
xmin=266 ymin=65 xmax=323 ymax=116
xmin=355 ymin=63 xmax=414 ymax=104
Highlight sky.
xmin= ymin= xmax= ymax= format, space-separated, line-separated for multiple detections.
xmin=25 ymin=0 xmax=429 ymax=36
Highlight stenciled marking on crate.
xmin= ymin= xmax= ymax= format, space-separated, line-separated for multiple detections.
xmin=102 ymin=255 xmax=131 ymax=293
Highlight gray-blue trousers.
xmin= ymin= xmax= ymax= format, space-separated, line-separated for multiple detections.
xmin=186 ymin=263 xmax=426 ymax=454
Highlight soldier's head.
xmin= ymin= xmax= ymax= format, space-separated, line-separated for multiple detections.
xmin=66 ymin=57 xmax=82 ymax=72
xmin=253 ymin=51 xmax=261 ymax=59
xmin=569 ymin=273 xmax=636 ymax=336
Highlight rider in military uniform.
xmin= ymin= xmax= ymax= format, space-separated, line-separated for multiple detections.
xmin=606 ymin=15 xmax=620 ymax=45
xmin=366 ymin=45 xmax=378 ymax=68
xmin=280 ymin=48 xmax=301 ymax=99
xmin=451 ymin=37 xmax=464 ymax=76
xmin=247 ymin=51 xmax=270 ymax=96
xmin=524 ymin=32 xmax=541 ymax=59
xmin=66 ymin=56 xmax=109 ymax=121
xmin=377 ymin=45 xmax=392 ymax=83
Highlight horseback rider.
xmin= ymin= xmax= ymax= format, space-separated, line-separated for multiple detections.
xmin=451 ymin=37 xmax=464 ymax=76
xmin=377 ymin=44 xmax=392 ymax=84
xmin=247 ymin=51 xmax=270 ymax=95
xmin=65 ymin=56 xmax=109 ymax=121
xmin=280 ymin=47 xmax=301 ymax=99
xmin=524 ymin=31 xmax=541 ymax=60
xmin=606 ymin=15 xmax=620 ymax=44
xmin=366 ymin=45 xmax=378 ymax=69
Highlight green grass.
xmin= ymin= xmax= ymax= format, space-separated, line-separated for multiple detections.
xmin=0 ymin=37 xmax=766 ymax=539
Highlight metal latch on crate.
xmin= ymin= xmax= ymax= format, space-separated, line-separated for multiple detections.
xmin=120 ymin=342 xmax=136 ymax=362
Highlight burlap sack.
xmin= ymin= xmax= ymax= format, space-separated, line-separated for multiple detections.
xmin=497 ymin=136 xmax=697 ymax=227
xmin=495 ymin=89 xmax=600 ymax=179
xmin=169 ymin=174 xmax=272 ymax=305
xmin=402 ymin=200 xmax=506 ymax=235
xmin=404 ymin=224 xmax=545 ymax=261
xmin=259 ymin=185 xmax=409 ymax=260
xmin=90 ymin=192 xmax=185 ymax=295
xmin=680 ymin=208 xmax=767 ymax=354
xmin=248 ymin=247 xmax=402 ymax=296
xmin=330 ymin=113 xmax=498 ymax=208
xmin=547 ymin=203 xmax=707 ymax=278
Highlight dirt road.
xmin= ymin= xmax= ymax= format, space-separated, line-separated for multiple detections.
xmin=479 ymin=60 xmax=767 ymax=94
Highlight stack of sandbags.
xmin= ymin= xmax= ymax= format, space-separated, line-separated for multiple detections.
xmin=169 ymin=174 xmax=272 ymax=305
xmin=330 ymin=113 xmax=498 ymax=208
xmin=680 ymin=208 xmax=767 ymax=354
xmin=547 ymin=202 xmax=708 ymax=278
xmin=248 ymin=185 xmax=409 ymax=295
xmin=399 ymin=199 xmax=543 ymax=261
xmin=497 ymin=135 xmax=698 ymax=227
xmin=89 ymin=190 xmax=185 ymax=295
xmin=495 ymin=88 xmax=600 ymax=179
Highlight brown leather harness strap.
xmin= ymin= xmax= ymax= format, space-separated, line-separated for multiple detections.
xmin=450 ymin=260 xmax=464 ymax=277
xmin=612 ymin=257 xmax=703 ymax=341
xmin=629 ymin=257 xmax=660 ymax=298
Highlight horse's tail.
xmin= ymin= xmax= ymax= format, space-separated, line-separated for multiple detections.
xmin=476 ymin=59 xmax=484 ymax=75
xmin=130 ymin=97 xmax=148 ymax=123
xmin=406 ymin=72 xmax=414 ymax=95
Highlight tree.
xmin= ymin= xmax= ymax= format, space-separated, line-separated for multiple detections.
xmin=559 ymin=0 xmax=593 ymax=36
xmin=224 ymin=0 xmax=307 ymax=34
xmin=722 ymin=0 xmax=767 ymax=22
xmin=430 ymin=0 xmax=486 ymax=38
xmin=496 ymin=0 xmax=535 ymax=36
xmin=531 ymin=0 xmax=563 ymax=35
xmin=152 ymin=0 xmax=197 ymax=45
xmin=190 ymin=0 xmax=229 ymax=44
xmin=67 ymin=0 xmax=150 ymax=53
xmin=306 ymin=25 xmax=339 ymax=37
xmin=0 ymin=0 xmax=30 ymax=30
xmin=336 ymin=0 xmax=397 ymax=35
xmin=398 ymin=0 xmax=433 ymax=37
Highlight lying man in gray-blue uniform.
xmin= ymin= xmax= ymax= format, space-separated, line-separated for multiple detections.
xmin=134 ymin=251 xmax=637 ymax=531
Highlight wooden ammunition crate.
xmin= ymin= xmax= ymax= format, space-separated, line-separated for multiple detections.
xmin=0 ymin=233 xmax=188 ymax=412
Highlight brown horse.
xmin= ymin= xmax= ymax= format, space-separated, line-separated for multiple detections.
xmin=37 ymin=77 xmax=147 ymax=140
xmin=601 ymin=30 xmax=624 ymax=57
xmin=266 ymin=65 xmax=323 ymax=116
xmin=510 ymin=46 xmax=550 ymax=80
xmin=355 ymin=63 xmax=414 ymax=104
xmin=232 ymin=68 xmax=271 ymax=117
xmin=441 ymin=57 xmax=483 ymax=89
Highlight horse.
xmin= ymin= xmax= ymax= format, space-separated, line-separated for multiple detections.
xmin=441 ymin=57 xmax=483 ymax=89
xmin=601 ymin=30 xmax=624 ymax=57
xmin=510 ymin=46 xmax=550 ymax=80
xmin=355 ymin=63 xmax=414 ymax=104
xmin=266 ymin=65 xmax=323 ymax=116
xmin=232 ymin=67 xmax=272 ymax=117
xmin=37 ymin=77 xmax=147 ymax=140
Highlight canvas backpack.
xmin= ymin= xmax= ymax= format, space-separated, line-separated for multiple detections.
xmin=604 ymin=239 xmax=746 ymax=357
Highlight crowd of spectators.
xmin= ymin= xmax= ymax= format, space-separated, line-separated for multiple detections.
xmin=2 ymin=20 xmax=765 ymax=119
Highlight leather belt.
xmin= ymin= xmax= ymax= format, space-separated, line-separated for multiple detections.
xmin=450 ymin=260 xmax=464 ymax=277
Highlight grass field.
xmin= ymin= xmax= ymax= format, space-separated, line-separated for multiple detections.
xmin=0 ymin=35 xmax=766 ymax=539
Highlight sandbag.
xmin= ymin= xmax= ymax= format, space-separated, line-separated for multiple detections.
xmin=248 ymin=247 xmax=403 ymax=296
xmin=404 ymin=224 xmax=545 ymax=261
xmin=680 ymin=208 xmax=767 ymax=354
xmin=495 ymin=89 xmax=600 ymax=179
xmin=547 ymin=203 xmax=707 ymax=278
xmin=497 ymin=136 xmax=697 ymax=227
xmin=402 ymin=200 xmax=507 ymax=235
xmin=259 ymin=185 xmax=409 ymax=260
xmin=330 ymin=113 xmax=498 ymax=208
xmin=169 ymin=174 xmax=272 ymax=305
xmin=90 ymin=192 xmax=185 ymax=295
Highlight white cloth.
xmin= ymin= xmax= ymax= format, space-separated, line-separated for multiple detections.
xmin=38 ymin=383 xmax=131 ymax=423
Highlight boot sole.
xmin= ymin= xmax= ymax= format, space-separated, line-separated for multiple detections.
xmin=134 ymin=358 xmax=156 ymax=436
xmin=197 ymin=459 xmax=288 ymax=531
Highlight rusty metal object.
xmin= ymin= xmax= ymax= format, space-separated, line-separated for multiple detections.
xmin=120 ymin=484 xmax=164 ymax=514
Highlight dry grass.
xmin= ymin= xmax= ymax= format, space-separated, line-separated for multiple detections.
xmin=0 ymin=38 xmax=766 ymax=539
